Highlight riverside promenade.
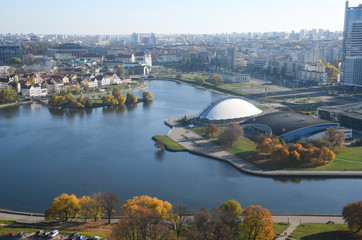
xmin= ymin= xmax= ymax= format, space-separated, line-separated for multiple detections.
xmin=165 ymin=116 xmax=362 ymax=178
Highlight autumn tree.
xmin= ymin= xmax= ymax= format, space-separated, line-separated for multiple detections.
xmin=102 ymin=94 xmax=118 ymax=106
xmin=113 ymin=205 xmax=169 ymax=240
xmin=123 ymin=195 xmax=173 ymax=220
xmin=210 ymin=74 xmax=224 ymax=85
xmin=194 ymin=76 xmax=205 ymax=85
xmin=79 ymin=196 xmax=93 ymax=222
xmin=126 ymin=92 xmax=138 ymax=104
xmin=218 ymin=123 xmax=243 ymax=148
xmin=94 ymin=192 xmax=122 ymax=224
xmin=323 ymin=127 xmax=345 ymax=150
xmin=9 ymin=57 xmax=21 ymax=65
xmin=171 ymin=202 xmax=191 ymax=240
xmin=343 ymin=201 xmax=362 ymax=233
xmin=142 ymin=91 xmax=154 ymax=101
xmin=176 ymin=74 xmax=182 ymax=80
xmin=45 ymin=193 xmax=81 ymax=222
xmin=155 ymin=140 xmax=165 ymax=151
xmin=0 ymin=89 xmax=18 ymax=103
xmin=75 ymin=83 xmax=81 ymax=94
xmin=240 ymin=205 xmax=274 ymax=240
xmin=260 ymin=138 xmax=280 ymax=155
xmin=205 ymin=123 xmax=220 ymax=138
xmin=190 ymin=206 xmax=210 ymax=240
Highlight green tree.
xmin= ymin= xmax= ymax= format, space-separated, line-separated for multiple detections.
xmin=194 ymin=76 xmax=205 ymax=85
xmin=115 ymin=65 xmax=125 ymax=77
xmin=220 ymin=200 xmax=242 ymax=218
xmin=210 ymin=74 xmax=224 ymax=85
xmin=64 ymin=92 xmax=76 ymax=105
xmin=126 ymin=92 xmax=138 ymax=104
xmin=0 ymin=89 xmax=18 ymax=103
xmin=85 ymin=98 xmax=93 ymax=108
xmin=112 ymin=87 xmax=121 ymax=97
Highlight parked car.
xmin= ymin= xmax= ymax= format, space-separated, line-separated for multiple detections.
xmin=48 ymin=230 xmax=59 ymax=238
xmin=17 ymin=232 xmax=26 ymax=237
xmin=35 ymin=230 xmax=44 ymax=236
xmin=43 ymin=232 xmax=50 ymax=238
xmin=76 ymin=235 xmax=86 ymax=240
xmin=68 ymin=232 xmax=80 ymax=240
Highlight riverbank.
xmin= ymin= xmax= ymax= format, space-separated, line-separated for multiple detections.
xmin=0 ymin=101 xmax=31 ymax=109
xmin=165 ymin=116 xmax=362 ymax=178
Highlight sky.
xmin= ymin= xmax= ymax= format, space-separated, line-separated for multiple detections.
xmin=0 ymin=0 xmax=361 ymax=35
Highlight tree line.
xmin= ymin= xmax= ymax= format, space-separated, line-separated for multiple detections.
xmin=258 ymin=127 xmax=344 ymax=167
xmin=45 ymin=193 xmax=275 ymax=240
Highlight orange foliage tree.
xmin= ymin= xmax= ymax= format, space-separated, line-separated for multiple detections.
xmin=123 ymin=195 xmax=173 ymax=220
xmin=343 ymin=201 xmax=362 ymax=233
xmin=240 ymin=205 xmax=274 ymax=240
xmin=205 ymin=123 xmax=220 ymax=138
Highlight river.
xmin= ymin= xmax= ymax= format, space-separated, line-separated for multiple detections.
xmin=0 ymin=80 xmax=361 ymax=214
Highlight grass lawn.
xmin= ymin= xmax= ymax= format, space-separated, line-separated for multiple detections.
xmin=105 ymin=82 xmax=140 ymax=91
xmin=290 ymin=223 xmax=361 ymax=240
xmin=192 ymin=126 xmax=259 ymax=163
xmin=152 ymin=135 xmax=186 ymax=152
xmin=273 ymin=222 xmax=290 ymax=235
xmin=0 ymin=220 xmax=16 ymax=224
xmin=308 ymin=147 xmax=362 ymax=171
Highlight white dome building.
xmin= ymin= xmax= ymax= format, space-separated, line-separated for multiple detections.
xmin=194 ymin=97 xmax=262 ymax=124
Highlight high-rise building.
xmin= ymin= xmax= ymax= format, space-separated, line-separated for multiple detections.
xmin=131 ymin=33 xmax=140 ymax=44
xmin=342 ymin=1 xmax=362 ymax=86
xmin=0 ymin=45 xmax=22 ymax=64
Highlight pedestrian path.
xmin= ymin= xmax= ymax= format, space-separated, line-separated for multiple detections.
xmin=165 ymin=116 xmax=362 ymax=178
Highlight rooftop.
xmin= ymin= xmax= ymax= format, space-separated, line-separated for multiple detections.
xmin=318 ymin=103 xmax=362 ymax=120
xmin=242 ymin=111 xmax=334 ymax=136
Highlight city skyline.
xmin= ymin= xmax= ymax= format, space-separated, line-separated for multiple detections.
xmin=1 ymin=0 xmax=361 ymax=35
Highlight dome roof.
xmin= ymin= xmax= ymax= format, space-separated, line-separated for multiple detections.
xmin=197 ymin=97 xmax=262 ymax=121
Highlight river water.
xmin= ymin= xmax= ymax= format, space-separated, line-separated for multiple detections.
xmin=0 ymin=80 xmax=361 ymax=214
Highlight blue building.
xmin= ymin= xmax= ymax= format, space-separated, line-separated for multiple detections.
xmin=241 ymin=112 xmax=339 ymax=142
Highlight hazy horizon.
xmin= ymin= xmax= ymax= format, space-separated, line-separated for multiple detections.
xmin=1 ymin=0 xmax=361 ymax=35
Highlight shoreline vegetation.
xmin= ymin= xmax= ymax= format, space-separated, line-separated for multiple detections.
xmin=152 ymin=135 xmax=186 ymax=152
xmin=192 ymin=123 xmax=362 ymax=172
xmin=2 ymin=195 xmax=362 ymax=240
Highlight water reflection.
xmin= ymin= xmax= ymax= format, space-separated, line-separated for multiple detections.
xmin=154 ymin=150 xmax=165 ymax=161
xmin=143 ymin=100 xmax=153 ymax=110
xmin=0 ymin=105 xmax=20 ymax=119
xmin=126 ymin=103 xmax=138 ymax=112
xmin=273 ymin=178 xmax=327 ymax=184
xmin=102 ymin=105 xmax=127 ymax=114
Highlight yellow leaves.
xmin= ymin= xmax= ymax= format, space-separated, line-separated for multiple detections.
xmin=241 ymin=205 xmax=274 ymax=240
xmin=123 ymin=195 xmax=173 ymax=220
